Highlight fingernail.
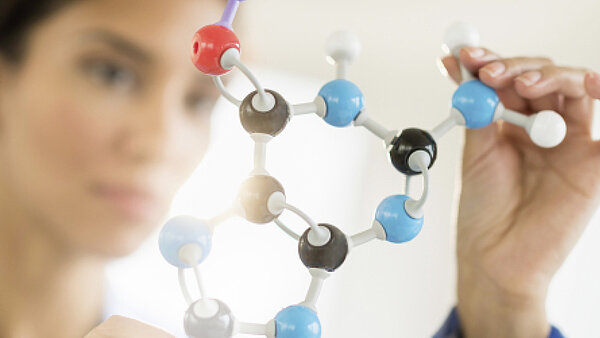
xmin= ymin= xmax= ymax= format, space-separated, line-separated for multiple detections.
xmin=482 ymin=62 xmax=506 ymax=77
xmin=436 ymin=57 xmax=449 ymax=77
xmin=464 ymin=46 xmax=484 ymax=58
xmin=516 ymin=71 xmax=542 ymax=86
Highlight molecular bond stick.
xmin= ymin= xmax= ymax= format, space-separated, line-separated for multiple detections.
xmin=158 ymin=2 xmax=568 ymax=338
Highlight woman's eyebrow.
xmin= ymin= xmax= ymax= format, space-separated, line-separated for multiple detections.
xmin=80 ymin=29 xmax=152 ymax=64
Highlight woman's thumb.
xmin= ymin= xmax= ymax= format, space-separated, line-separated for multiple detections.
xmin=84 ymin=315 xmax=174 ymax=338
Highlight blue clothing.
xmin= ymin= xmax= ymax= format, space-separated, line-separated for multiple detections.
xmin=434 ymin=307 xmax=565 ymax=338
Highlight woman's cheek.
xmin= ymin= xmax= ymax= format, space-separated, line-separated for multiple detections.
xmin=0 ymin=84 xmax=115 ymax=250
xmin=22 ymin=96 xmax=110 ymax=223
xmin=174 ymin=117 xmax=211 ymax=181
xmin=25 ymin=97 xmax=157 ymax=255
xmin=37 ymin=101 xmax=107 ymax=177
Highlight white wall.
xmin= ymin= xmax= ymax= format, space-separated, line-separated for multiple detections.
xmin=239 ymin=0 xmax=600 ymax=336
xmin=106 ymin=1 xmax=600 ymax=337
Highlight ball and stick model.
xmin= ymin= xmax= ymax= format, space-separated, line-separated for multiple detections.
xmin=435 ymin=23 xmax=567 ymax=148
xmin=158 ymin=4 xmax=567 ymax=338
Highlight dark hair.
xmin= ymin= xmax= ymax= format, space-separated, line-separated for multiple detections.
xmin=0 ymin=0 xmax=230 ymax=64
xmin=0 ymin=0 xmax=78 ymax=62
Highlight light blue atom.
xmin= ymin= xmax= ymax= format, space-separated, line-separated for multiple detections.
xmin=451 ymin=80 xmax=500 ymax=129
xmin=275 ymin=305 xmax=321 ymax=338
xmin=318 ymin=79 xmax=365 ymax=127
xmin=159 ymin=215 xmax=212 ymax=268
xmin=375 ymin=195 xmax=423 ymax=243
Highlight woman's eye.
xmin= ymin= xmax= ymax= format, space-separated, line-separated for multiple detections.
xmin=80 ymin=59 xmax=138 ymax=92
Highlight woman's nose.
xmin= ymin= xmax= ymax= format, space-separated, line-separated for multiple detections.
xmin=113 ymin=83 xmax=182 ymax=165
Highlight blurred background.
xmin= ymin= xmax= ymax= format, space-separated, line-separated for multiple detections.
xmin=105 ymin=0 xmax=600 ymax=336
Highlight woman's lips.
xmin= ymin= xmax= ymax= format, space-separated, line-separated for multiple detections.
xmin=91 ymin=183 xmax=159 ymax=221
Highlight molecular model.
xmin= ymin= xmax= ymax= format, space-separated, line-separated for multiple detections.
xmin=157 ymin=1 xmax=568 ymax=337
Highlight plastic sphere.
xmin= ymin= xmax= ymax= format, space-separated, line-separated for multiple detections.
xmin=388 ymin=128 xmax=437 ymax=176
xmin=452 ymin=80 xmax=500 ymax=129
xmin=442 ymin=22 xmax=480 ymax=55
xmin=239 ymin=89 xmax=291 ymax=136
xmin=528 ymin=110 xmax=567 ymax=148
xmin=184 ymin=299 xmax=235 ymax=338
xmin=318 ymin=79 xmax=365 ymax=127
xmin=159 ymin=216 xmax=212 ymax=268
xmin=238 ymin=175 xmax=285 ymax=224
xmin=298 ymin=223 xmax=349 ymax=272
xmin=326 ymin=30 xmax=361 ymax=64
xmin=191 ymin=24 xmax=240 ymax=76
xmin=375 ymin=195 xmax=423 ymax=243
xmin=275 ymin=305 xmax=321 ymax=338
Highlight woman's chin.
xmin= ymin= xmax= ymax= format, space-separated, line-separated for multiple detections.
xmin=86 ymin=225 xmax=156 ymax=258
xmin=59 ymin=191 xmax=171 ymax=257
xmin=70 ymin=211 xmax=168 ymax=258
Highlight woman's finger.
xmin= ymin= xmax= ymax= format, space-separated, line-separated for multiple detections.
xmin=584 ymin=72 xmax=600 ymax=99
xmin=440 ymin=55 xmax=461 ymax=84
xmin=525 ymin=94 xmax=562 ymax=115
xmin=496 ymin=87 xmax=530 ymax=113
xmin=513 ymin=66 xmax=589 ymax=99
xmin=478 ymin=57 xmax=554 ymax=90
xmin=513 ymin=66 xmax=594 ymax=128
xmin=84 ymin=315 xmax=174 ymax=338
xmin=458 ymin=46 xmax=501 ymax=75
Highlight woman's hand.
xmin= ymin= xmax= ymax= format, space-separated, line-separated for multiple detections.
xmin=442 ymin=48 xmax=600 ymax=338
xmin=84 ymin=315 xmax=174 ymax=338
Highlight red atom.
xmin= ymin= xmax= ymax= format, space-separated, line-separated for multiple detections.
xmin=191 ymin=24 xmax=241 ymax=76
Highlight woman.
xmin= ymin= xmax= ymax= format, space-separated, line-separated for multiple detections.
xmin=1 ymin=1 xmax=600 ymax=338
xmin=0 ymin=0 xmax=222 ymax=336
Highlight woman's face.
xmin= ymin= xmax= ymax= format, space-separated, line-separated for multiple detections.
xmin=0 ymin=0 xmax=224 ymax=257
